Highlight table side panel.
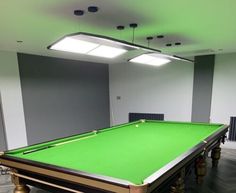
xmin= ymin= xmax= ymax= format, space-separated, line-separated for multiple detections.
xmin=0 ymin=158 xmax=130 ymax=193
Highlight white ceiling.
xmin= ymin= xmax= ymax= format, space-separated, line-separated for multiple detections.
xmin=1 ymin=0 xmax=236 ymax=63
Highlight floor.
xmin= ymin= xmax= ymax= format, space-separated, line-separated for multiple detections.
xmin=0 ymin=148 xmax=235 ymax=193
xmin=185 ymin=148 xmax=236 ymax=193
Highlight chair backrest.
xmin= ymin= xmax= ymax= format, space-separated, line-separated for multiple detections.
xmin=129 ymin=112 xmax=164 ymax=122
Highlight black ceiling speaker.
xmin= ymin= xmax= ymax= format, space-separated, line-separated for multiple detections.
xmin=129 ymin=23 xmax=138 ymax=29
xmin=157 ymin=35 xmax=164 ymax=38
xmin=175 ymin=42 xmax=181 ymax=46
xmin=74 ymin=10 xmax=85 ymax=16
xmin=88 ymin=6 xmax=99 ymax=13
xmin=116 ymin=25 xmax=125 ymax=30
xmin=146 ymin=37 xmax=154 ymax=41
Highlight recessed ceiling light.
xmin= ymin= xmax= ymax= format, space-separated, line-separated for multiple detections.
xmin=129 ymin=53 xmax=171 ymax=66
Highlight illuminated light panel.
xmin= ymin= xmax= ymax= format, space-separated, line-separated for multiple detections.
xmin=129 ymin=54 xmax=171 ymax=66
xmin=91 ymin=36 xmax=140 ymax=49
xmin=88 ymin=45 xmax=127 ymax=58
xmin=48 ymin=32 xmax=193 ymax=62
xmin=50 ymin=37 xmax=99 ymax=54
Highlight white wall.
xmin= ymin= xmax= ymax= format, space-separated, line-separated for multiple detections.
xmin=211 ymin=53 xmax=236 ymax=124
xmin=109 ymin=61 xmax=194 ymax=125
xmin=0 ymin=51 xmax=28 ymax=149
xmin=211 ymin=53 xmax=236 ymax=148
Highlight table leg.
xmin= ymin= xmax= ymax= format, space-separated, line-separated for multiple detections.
xmin=195 ymin=155 xmax=207 ymax=184
xmin=211 ymin=144 xmax=221 ymax=168
xmin=11 ymin=170 xmax=30 ymax=193
xmin=170 ymin=178 xmax=185 ymax=193
xmin=170 ymin=168 xmax=185 ymax=193
xmin=13 ymin=185 xmax=30 ymax=193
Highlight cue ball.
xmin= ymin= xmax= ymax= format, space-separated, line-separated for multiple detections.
xmin=135 ymin=124 xmax=139 ymax=127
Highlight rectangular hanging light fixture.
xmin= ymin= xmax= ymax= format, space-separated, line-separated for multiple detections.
xmin=48 ymin=32 xmax=194 ymax=63
xmin=48 ymin=32 xmax=138 ymax=59
xmin=129 ymin=53 xmax=193 ymax=66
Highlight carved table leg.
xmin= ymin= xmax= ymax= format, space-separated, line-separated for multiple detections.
xmin=170 ymin=178 xmax=185 ymax=193
xmin=195 ymin=155 xmax=207 ymax=184
xmin=14 ymin=185 xmax=30 ymax=193
xmin=170 ymin=169 xmax=185 ymax=193
xmin=211 ymin=144 xmax=221 ymax=168
xmin=11 ymin=170 xmax=30 ymax=193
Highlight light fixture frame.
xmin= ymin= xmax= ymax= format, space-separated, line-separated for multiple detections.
xmin=47 ymin=32 xmax=138 ymax=53
xmin=128 ymin=52 xmax=193 ymax=64
xmin=48 ymin=32 xmax=194 ymax=63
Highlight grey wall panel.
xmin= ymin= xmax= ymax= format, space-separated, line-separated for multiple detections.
xmin=191 ymin=55 xmax=215 ymax=123
xmin=18 ymin=53 xmax=110 ymax=145
xmin=0 ymin=95 xmax=7 ymax=151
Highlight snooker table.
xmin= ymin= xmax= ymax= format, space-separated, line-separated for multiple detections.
xmin=0 ymin=120 xmax=228 ymax=193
